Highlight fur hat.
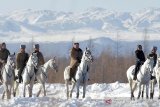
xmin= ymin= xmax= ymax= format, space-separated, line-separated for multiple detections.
xmin=34 ymin=44 xmax=39 ymax=49
xmin=74 ymin=42 xmax=79 ymax=45
xmin=20 ymin=45 xmax=26 ymax=49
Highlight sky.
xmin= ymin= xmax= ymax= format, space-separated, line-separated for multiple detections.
xmin=0 ymin=0 xmax=160 ymax=13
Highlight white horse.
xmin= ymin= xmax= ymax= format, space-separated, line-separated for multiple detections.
xmin=1 ymin=53 xmax=16 ymax=99
xmin=154 ymin=57 xmax=160 ymax=99
xmin=64 ymin=48 xmax=93 ymax=99
xmin=21 ymin=53 xmax=38 ymax=97
xmin=36 ymin=58 xmax=58 ymax=97
xmin=126 ymin=57 xmax=154 ymax=100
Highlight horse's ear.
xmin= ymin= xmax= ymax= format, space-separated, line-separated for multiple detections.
xmin=14 ymin=52 xmax=15 ymax=55
xmin=86 ymin=47 xmax=89 ymax=50
xmin=54 ymin=56 xmax=56 ymax=60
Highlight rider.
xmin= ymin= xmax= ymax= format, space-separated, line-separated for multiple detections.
xmin=69 ymin=42 xmax=83 ymax=81
xmin=0 ymin=42 xmax=10 ymax=82
xmin=16 ymin=45 xmax=29 ymax=83
xmin=32 ymin=44 xmax=45 ymax=74
xmin=133 ymin=45 xmax=145 ymax=80
xmin=148 ymin=46 xmax=157 ymax=79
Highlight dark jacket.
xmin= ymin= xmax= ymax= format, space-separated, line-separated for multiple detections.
xmin=16 ymin=52 xmax=29 ymax=70
xmin=33 ymin=51 xmax=45 ymax=67
xmin=135 ymin=50 xmax=145 ymax=63
xmin=0 ymin=48 xmax=10 ymax=69
xmin=148 ymin=52 xmax=157 ymax=67
xmin=70 ymin=47 xmax=83 ymax=68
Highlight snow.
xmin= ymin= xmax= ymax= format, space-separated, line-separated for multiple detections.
xmin=0 ymin=82 xmax=160 ymax=107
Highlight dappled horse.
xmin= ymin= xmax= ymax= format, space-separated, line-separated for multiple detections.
xmin=126 ymin=56 xmax=154 ymax=100
xmin=36 ymin=57 xmax=58 ymax=97
xmin=21 ymin=53 xmax=38 ymax=97
xmin=1 ymin=53 xmax=16 ymax=99
xmin=64 ymin=48 xmax=93 ymax=99
xmin=154 ymin=57 xmax=160 ymax=99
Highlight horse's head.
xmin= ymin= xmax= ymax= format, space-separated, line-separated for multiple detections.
xmin=7 ymin=53 xmax=16 ymax=70
xmin=146 ymin=56 xmax=154 ymax=72
xmin=30 ymin=53 xmax=38 ymax=69
xmin=83 ymin=48 xmax=93 ymax=62
xmin=49 ymin=57 xmax=58 ymax=72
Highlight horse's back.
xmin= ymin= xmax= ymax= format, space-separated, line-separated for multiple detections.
xmin=126 ymin=65 xmax=135 ymax=80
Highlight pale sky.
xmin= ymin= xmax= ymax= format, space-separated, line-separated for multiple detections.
xmin=0 ymin=0 xmax=160 ymax=13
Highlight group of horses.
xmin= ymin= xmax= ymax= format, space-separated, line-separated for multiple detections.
xmin=1 ymin=53 xmax=58 ymax=99
xmin=0 ymin=48 xmax=93 ymax=100
xmin=5 ymin=47 xmax=159 ymax=101
xmin=127 ymin=56 xmax=160 ymax=100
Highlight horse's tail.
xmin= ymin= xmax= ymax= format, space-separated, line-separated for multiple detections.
xmin=126 ymin=65 xmax=135 ymax=81
xmin=64 ymin=66 xmax=71 ymax=80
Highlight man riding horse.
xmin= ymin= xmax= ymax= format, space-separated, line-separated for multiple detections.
xmin=69 ymin=42 xmax=83 ymax=81
xmin=0 ymin=42 xmax=10 ymax=82
xmin=148 ymin=46 xmax=157 ymax=80
xmin=133 ymin=45 xmax=145 ymax=80
xmin=16 ymin=45 xmax=29 ymax=83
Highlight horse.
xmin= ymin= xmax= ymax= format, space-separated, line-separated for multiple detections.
xmin=20 ymin=53 xmax=38 ymax=97
xmin=126 ymin=56 xmax=154 ymax=100
xmin=36 ymin=57 xmax=58 ymax=97
xmin=154 ymin=57 xmax=160 ymax=99
xmin=1 ymin=53 xmax=16 ymax=99
xmin=64 ymin=48 xmax=93 ymax=99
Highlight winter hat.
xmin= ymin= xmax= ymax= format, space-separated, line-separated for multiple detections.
xmin=20 ymin=45 xmax=26 ymax=49
xmin=34 ymin=44 xmax=39 ymax=49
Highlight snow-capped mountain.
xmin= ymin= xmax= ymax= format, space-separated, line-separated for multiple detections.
xmin=0 ymin=8 xmax=160 ymax=33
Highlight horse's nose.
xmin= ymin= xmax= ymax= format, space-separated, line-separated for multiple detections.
xmin=12 ymin=63 xmax=16 ymax=69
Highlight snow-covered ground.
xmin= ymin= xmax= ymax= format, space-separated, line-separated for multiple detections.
xmin=0 ymin=82 xmax=160 ymax=107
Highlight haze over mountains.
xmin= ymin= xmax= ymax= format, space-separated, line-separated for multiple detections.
xmin=0 ymin=7 xmax=160 ymax=56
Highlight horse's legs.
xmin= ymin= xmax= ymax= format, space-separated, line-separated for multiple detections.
xmin=76 ymin=80 xmax=80 ymax=99
xmin=65 ymin=80 xmax=69 ymax=99
xmin=2 ymin=90 xmax=5 ymax=99
xmin=29 ymin=82 xmax=34 ymax=97
xmin=158 ymin=79 xmax=160 ymax=99
xmin=42 ymin=83 xmax=46 ymax=96
xmin=150 ymin=80 xmax=154 ymax=99
xmin=8 ymin=85 xmax=11 ymax=99
xmin=14 ymin=82 xmax=19 ymax=97
xmin=23 ymin=83 xmax=26 ymax=97
xmin=137 ymin=83 xmax=141 ymax=99
xmin=141 ymin=85 xmax=144 ymax=99
xmin=146 ymin=84 xmax=149 ymax=99
xmin=5 ymin=84 xmax=10 ymax=99
xmin=82 ymin=82 xmax=87 ymax=98
xmin=129 ymin=79 xmax=133 ymax=100
xmin=129 ymin=79 xmax=136 ymax=100
xmin=70 ymin=81 xmax=76 ymax=98
xmin=36 ymin=84 xmax=42 ymax=97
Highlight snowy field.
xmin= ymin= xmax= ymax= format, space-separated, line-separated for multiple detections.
xmin=0 ymin=82 xmax=160 ymax=107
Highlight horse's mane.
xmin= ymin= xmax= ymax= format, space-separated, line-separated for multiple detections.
xmin=141 ymin=58 xmax=153 ymax=72
xmin=26 ymin=55 xmax=32 ymax=66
